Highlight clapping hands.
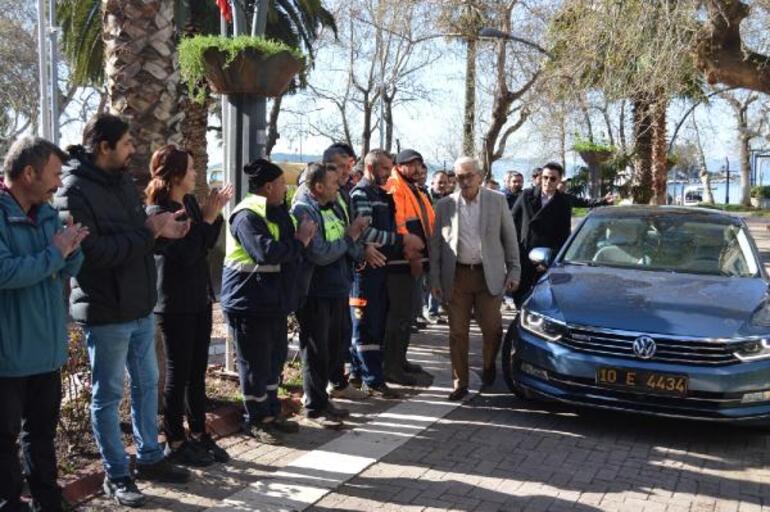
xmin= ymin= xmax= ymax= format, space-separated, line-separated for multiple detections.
xmin=202 ymin=184 xmax=234 ymax=224
xmin=53 ymin=217 xmax=89 ymax=258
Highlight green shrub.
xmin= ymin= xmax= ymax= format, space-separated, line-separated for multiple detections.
xmin=751 ymin=185 xmax=770 ymax=199
xmin=572 ymin=136 xmax=615 ymax=154
xmin=178 ymin=35 xmax=305 ymax=104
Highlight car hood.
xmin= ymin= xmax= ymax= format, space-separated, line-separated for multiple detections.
xmin=527 ymin=264 xmax=770 ymax=339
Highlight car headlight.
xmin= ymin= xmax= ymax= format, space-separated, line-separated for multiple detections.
xmin=734 ymin=338 xmax=770 ymax=362
xmin=520 ymin=309 xmax=567 ymax=341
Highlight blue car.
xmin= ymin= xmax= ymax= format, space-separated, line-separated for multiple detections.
xmin=504 ymin=206 xmax=770 ymax=426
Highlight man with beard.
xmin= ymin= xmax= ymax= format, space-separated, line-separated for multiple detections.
xmin=348 ymin=150 xmax=425 ymax=397
xmin=511 ymin=162 xmax=571 ymax=307
xmin=503 ymin=171 xmax=524 ymax=210
xmin=383 ymin=149 xmax=435 ymax=385
xmin=429 ymin=171 xmax=450 ymax=203
xmin=54 ymin=114 xmax=191 ymax=507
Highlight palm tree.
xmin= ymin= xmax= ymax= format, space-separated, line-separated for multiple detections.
xmin=59 ymin=0 xmax=336 ymax=192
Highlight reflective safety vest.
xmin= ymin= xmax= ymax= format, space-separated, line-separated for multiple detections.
xmin=320 ymin=203 xmax=346 ymax=242
xmin=224 ymin=194 xmax=288 ymax=274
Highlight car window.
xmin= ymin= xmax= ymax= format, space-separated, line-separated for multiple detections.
xmin=563 ymin=215 xmax=759 ymax=277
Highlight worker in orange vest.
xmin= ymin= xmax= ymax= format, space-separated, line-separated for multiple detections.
xmin=382 ymin=149 xmax=435 ymax=385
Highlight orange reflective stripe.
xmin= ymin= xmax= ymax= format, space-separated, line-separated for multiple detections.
xmin=349 ymin=297 xmax=368 ymax=307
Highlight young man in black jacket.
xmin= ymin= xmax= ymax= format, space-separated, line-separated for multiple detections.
xmin=54 ymin=114 xmax=191 ymax=508
xmin=511 ymin=162 xmax=572 ymax=306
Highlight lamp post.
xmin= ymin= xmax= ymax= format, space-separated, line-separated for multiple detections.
xmin=221 ymin=0 xmax=271 ymax=375
xmin=36 ymin=0 xmax=59 ymax=142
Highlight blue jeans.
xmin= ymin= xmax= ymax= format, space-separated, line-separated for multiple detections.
xmin=84 ymin=315 xmax=163 ymax=480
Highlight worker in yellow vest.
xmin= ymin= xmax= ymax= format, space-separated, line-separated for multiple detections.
xmin=291 ymin=161 xmax=369 ymax=428
xmin=220 ymin=159 xmax=316 ymax=445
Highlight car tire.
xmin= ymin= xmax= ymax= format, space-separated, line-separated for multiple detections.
xmin=501 ymin=313 xmax=530 ymax=400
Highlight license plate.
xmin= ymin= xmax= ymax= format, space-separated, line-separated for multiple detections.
xmin=596 ymin=367 xmax=688 ymax=396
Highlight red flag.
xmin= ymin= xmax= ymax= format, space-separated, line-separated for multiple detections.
xmin=216 ymin=0 xmax=232 ymax=22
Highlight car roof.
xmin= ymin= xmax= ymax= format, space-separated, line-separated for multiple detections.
xmin=586 ymin=205 xmax=743 ymax=225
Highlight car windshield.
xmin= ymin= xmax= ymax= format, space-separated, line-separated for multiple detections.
xmin=562 ymin=213 xmax=760 ymax=277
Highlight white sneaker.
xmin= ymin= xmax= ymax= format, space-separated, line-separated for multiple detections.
xmin=327 ymin=383 xmax=369 ymax=400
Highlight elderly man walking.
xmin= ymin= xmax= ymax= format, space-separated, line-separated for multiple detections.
xmin=430 ymin=157 xmax=520 ymax=401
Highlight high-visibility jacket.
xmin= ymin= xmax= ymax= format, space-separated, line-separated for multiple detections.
xmin=220 ymin=193 xmax=303 ymax=316
xmin=225 ymin=194 xmax=285 ymax=273
xmin=385 ymin=169 xmax=435 ymax=243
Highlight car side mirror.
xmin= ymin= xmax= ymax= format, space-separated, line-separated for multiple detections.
xmin=529 ymin=247 xmax=553 ymax=267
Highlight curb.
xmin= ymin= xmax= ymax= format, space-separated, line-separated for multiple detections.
xmin=61 ymin=404 xmax=244 ymax=506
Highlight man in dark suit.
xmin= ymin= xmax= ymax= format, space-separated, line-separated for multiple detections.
xmin=511 ymin=162 xmax=571 ymax=306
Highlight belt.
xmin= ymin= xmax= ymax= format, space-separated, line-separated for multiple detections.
xmin=456 ymin=262 xmax=483 ymax=271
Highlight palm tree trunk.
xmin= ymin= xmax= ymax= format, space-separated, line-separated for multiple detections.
xmin=103 ymin=0 xmax=182 ymax=191
xmin=266 ymin=95 xmax=283 ymax=158
xmin=180 ymin=94 xmax=210 ymax=201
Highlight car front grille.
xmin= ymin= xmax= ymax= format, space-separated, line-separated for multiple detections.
xmin=560 ymin=326 xmax=741 ymax=366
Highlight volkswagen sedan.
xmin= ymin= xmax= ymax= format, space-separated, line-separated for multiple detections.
xmin=504 ymin=206 xmax=770 ymax=425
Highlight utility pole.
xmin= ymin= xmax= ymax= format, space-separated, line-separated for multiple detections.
xmin=36 ymin=0 xmax=51 ymax=140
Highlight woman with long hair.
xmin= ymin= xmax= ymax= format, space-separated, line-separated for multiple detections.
xmin=145 ymin=145 xmax=233 ymax=466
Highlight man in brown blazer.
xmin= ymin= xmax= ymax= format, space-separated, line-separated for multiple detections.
xmin=429 ymin=156 xmax=520 ymax=401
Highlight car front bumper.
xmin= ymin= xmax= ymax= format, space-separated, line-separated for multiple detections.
xmin=513 ymin=328 xmax=770 ymax=426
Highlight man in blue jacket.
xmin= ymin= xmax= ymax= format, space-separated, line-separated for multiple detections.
xmin=291 ymin=162 xmax=369 ymax=428
xmin=220 ymin=159 xmax=316 ymax=445
xmin=0 ymin=136 xmax=86 ymax=512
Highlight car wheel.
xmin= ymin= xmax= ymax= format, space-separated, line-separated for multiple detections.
xmin=501 ymin=313 xmax=530 ymax=400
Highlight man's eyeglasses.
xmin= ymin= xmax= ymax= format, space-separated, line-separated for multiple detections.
xmin=456 ymin=173 xmax=476 ymax=182
xmin=542 ymin=176 xmax=560 ymax=182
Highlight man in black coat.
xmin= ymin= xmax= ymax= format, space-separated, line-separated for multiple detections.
xmin=511 ymin=162 xmax=571 ymax=306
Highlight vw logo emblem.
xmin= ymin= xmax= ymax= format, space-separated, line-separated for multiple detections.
xmin=632 ymin=336 xmax=657 ymax=359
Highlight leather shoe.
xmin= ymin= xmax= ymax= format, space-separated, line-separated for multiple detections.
xmin=482 ymin=366 xmax=496 ymax=387
xmin=448 ymin=387 xmax=469 ymax=401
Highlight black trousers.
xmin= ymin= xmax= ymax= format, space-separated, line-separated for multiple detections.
xmin=297 ymin=297 xmax=349 ymax=415
xmin=157 ymin=309 xmax=212 ymax=442
xmin=383 ymin=272 xmax=419 ymax=377
xmin=0 ymin=371 xmax=62 ymax=512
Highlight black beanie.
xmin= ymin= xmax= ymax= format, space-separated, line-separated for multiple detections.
xmin=244 ymin=158 xmax=283 ymax=190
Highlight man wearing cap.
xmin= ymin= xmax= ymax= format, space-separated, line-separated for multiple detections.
xmin=383 ymin=149 xmax=435 ymax=385
xmin=291 ymin=162 xmax=369 ymax=427
xmin=220 ymin=159 xmax=317 ymax=445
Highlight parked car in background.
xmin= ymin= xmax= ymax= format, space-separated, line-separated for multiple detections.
xmin=503 ymin=206 xmax=770 ymax=426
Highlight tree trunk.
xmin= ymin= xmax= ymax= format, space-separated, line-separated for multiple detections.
xmin=179 ymin=94 xmax=210 ymax=202
xmin=650 ymin=96 xmax=668 ymax=205
xmin=632 ymin=96 xmax=653 ymax=204
xmin=361 ymin=92 xmax=372 ymax=157
xmin=384 ymin=97 xmax=393 ymax=153
xmin=463 ymin=37 xmax=477 ymax=156
xmin=103 ymin=0 xmax=182 ymax=192
xmin=693 ymin=117 xmax=715 ymax=205
xmin=739 ymin=131 xmax=751 ymax=207
xmin=266 ymin=95 xmax=283 ymax=157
